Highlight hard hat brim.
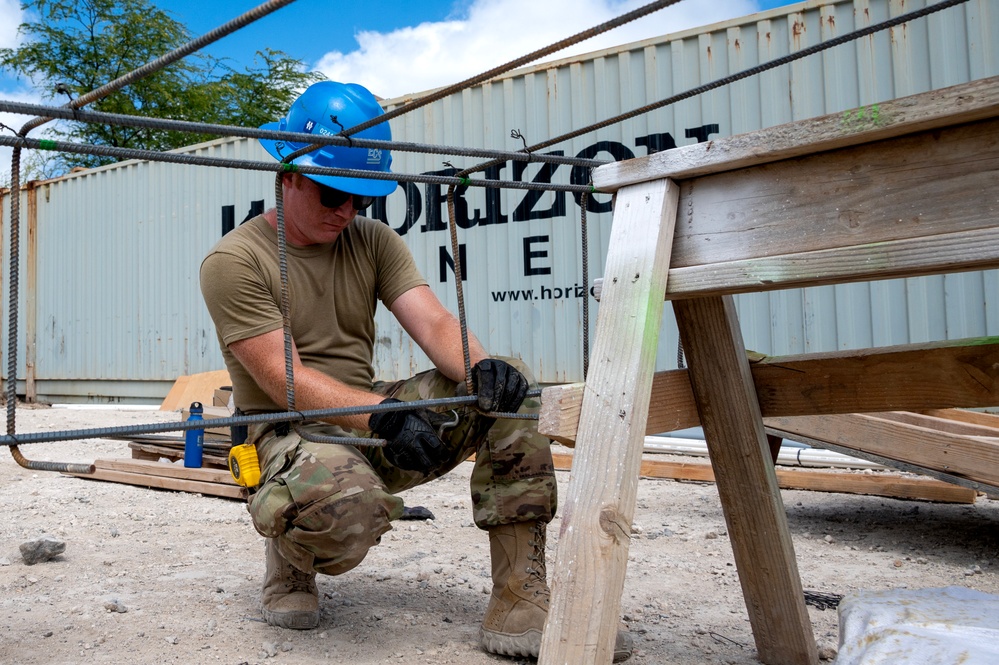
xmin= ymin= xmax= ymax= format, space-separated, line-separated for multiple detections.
xmin=258 ymin=127 xmax=398 ymax=198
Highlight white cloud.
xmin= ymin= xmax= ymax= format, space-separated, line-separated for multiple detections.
xmin=0 ymin=0 xmax=23 ymax=50
xmin=316 ymin=0 xmax=760 ymax=99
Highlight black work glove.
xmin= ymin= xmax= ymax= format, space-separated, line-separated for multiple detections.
xmin=368 ymin=398 xmax=448 ymax=474
xmin=471 ymin=358 xmax=529 ymax=413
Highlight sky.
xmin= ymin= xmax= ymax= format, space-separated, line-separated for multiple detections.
xmin=0 ymin=0 xmax=800 ymax=180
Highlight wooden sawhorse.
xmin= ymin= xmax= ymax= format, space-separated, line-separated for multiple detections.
xmin=537 ymin=75 xmax=999 ymax=664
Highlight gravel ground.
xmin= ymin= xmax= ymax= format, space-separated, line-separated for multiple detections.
xmin=1 ymin=405 xmax=997 ymax=664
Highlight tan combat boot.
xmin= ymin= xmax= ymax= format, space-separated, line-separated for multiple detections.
xmin=261 ymin=538 xmax=320 ymax=629
xmin=480 ymin=521 xmax=634 ymax=661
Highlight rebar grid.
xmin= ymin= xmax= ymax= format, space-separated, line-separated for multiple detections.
xmin=0 ymin=0 xmax=972 ymax=459
xmin=0 ymin=99 xmax=607 ymax=169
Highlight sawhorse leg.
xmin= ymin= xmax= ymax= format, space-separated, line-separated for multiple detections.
xmin=674 ymin=295 xmax=817 ymax=665
xmin=540 ymin=178 xmax=679 ymax=664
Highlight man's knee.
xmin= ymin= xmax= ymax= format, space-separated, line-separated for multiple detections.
xmin=248 ymin=442 xmax=404 ymax=574
xmin=281 ymin=484 xmax=403 ymax=575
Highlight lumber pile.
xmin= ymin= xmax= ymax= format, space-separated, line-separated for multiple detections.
xmin=548 ymin=451 xmax=977 ymax=504
xmin=66 ymin=370 xmax=242 ymax=500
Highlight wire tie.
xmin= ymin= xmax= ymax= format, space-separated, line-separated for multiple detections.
xmin=38 ymin=139 xmax=58 ymax=151
xmin=330 ymin=115 xmax=353 ymax=147
xmin=0 ymin=122 xmax=14 ymax=134
xmin=280 ymin=162 xmax=298 ymax=172
xmin=458 ymin=176 xmax=471 ymax=186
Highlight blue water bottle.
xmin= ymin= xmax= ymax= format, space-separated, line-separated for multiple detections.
xmin=184 ymin=401 xmax=204 ymax=468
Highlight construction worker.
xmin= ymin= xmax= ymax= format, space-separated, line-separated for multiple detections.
xmin=199 ymin=80 xmax=631 ymax=661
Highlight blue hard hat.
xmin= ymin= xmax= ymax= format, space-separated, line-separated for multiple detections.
xmin=258 ymin=81 xmax=397 ymax=197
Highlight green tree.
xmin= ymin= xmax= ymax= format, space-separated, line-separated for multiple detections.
xmin=0 ymin=0 xmax=322 ymax=173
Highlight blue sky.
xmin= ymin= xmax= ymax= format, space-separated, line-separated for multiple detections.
xmin=0 ymin=0 xmax=799 ymax=178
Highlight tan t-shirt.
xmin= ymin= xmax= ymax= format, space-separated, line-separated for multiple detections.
xmin=200 ymin=215 xmax=427 ymax=413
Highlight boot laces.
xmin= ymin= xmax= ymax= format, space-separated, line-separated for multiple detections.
xmin=286 ymin=565 xmax=315 ymax=594
xmin=523 ymin=523 xmax=549 ymax=597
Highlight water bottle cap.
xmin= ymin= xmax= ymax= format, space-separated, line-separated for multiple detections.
xmin=190 ymin=401 xmax=203 ymax=414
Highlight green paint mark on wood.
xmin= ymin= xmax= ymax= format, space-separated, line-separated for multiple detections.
xmin=841 ymin=103 xmax=885 ymax=132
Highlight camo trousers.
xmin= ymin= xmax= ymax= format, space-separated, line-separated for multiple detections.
xmin=245 ymin=357 xmax=556 ymax=575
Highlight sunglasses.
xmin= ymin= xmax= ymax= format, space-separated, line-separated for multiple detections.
xmin=317 ymin=184 xmax=374 ymax=212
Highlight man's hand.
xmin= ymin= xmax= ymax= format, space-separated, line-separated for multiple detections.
xmin=368 ymin=399 xmax=448 ymax=474
xmin=471 ymin=358 xmax=529 ymax=413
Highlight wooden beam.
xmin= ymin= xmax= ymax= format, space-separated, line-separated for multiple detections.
xmin=592 ymin=75 xmax=999 ymax=189
xmin=663 ymin=225 xmax=999 ymax=298
xmin=539 ymin=370 xmax=698 ymax=446
xmin=67 ymin=462 xmax=245 ymax=500
xmin=919 ymin=408 xmax=999 ymax=429
xmin=589 ymin=112 xmax=999 ymax=297
xmin=675 ymin=295 xmax=816 ymax=665
xmin=95 ymin=458 xmax=235 ymax=484
xmin=548 ymin=452 xmax=977 ymax=504
xmin=540 ymin=179 xmax=678 ymax=665
xmin=540 ymin=339 xmax=999 ymax=444
xmin=765 ymin=414 xmax=999 ymax=488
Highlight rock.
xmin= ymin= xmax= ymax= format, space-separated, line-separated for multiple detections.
xmin=818 ymin=645 xmax=838 ymax=661
xmin=280 ymin=641 xmax=293 ymax=652
xmin=103 ymin=600 xmax=127 ymax=613
xmin=399 ymin=505 xmax=435 ymax=521
xmin=165 ymin=636 xmax=178 ymax=645
xmin=262 ymin=641 xmax=278 ymax=657
xmin=20 ymin=534 xmax=66 ymax=565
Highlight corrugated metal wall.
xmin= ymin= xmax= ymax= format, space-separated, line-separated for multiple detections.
xmin=1 ymin=0 xmax=997 ymax=402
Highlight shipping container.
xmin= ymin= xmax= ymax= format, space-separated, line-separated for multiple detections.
xmin=2 ymin=0 xmax=997 ymax=402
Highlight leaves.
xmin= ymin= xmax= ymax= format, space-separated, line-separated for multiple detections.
xmin=0 ymin=0 xmax=323 ymax=174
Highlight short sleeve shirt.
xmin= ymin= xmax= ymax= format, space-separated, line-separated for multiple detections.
xmin=200 ymin=215 xmax=427 ymax=412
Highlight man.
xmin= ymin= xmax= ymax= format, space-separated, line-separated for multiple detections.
xmin=200 ymin=80 xmax=631 ymax=661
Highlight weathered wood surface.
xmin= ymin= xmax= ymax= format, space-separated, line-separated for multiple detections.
xmin=589 ymin=114 xmax=999 ymax=298
xmin=592 ymin=75 xmax=999 ymax=190
xmin=767 ymin=414 xmax=999 ymax=489
xmin=920 ymin=408 xmax=999 ymax=429
xmin=548 ymin=452 xmax=977 ymax=504
xmin=675 ymin=296 xmax=816 ymax=665
xmin=160 ymin=369 xmax=231 ymax=412
xmin=67 ymin=458 xmax=245 ymax=500
xmin=540 ymin=179 xmax=678 ymax=665
xmin=539 ymin=339 xmax=999 ymax=445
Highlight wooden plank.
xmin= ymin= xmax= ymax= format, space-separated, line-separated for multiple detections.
xmin=548 ymin=452 xmax=977 ymax=504
xmin=540 ymin=339 xmax=999 ymax=445
xmin=127 ymin=441 xmax=229 ymax=468
xmin=540 ymin=179 xmax=678 ymax=665
xmin=95 ymin=458 xmax=235 ymax=485
xmin=592 ymin=75 xmax=999 ymax=190
xmin=920 ymin=408 xmax=999 ymax=429
xmin=663 ymin=225 xmax=999 ymax=298
xmin=160 ymin=370 xmax=231 ymax=412
xmin=539 ymin=369 xmax=699 ymax=446
xmin=765 ymin=414 xmax=999 ymax=488
xmin=872 ymin=411 xmax=999 ymax=437
xmin=67 ymin=467 xmax=246 ymax=500
xmin=675 ymin=295 xmax=816 ymax=665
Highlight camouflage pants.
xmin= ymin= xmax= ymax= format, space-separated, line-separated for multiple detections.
xmin=245 ymin=357 xmax=557 ymax=575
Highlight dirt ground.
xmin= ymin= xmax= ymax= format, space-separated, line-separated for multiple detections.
xmin=1 ymin=404 xmax=997 ymax=665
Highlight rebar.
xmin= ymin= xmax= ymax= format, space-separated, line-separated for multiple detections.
xmin=0 ymin=134 xmax=595 ymax=194
xmin=5 ymin=0 xmax=302 ymax=473
xmin=1 ymin=0 xmax=971 ymax=459
xmin=0 ymin=99 xmax=607 ymax=169
xmin=15 ymin=0 xmax=299 ymax=137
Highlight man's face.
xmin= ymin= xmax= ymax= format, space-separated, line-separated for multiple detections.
xmin=285 ymin=176 xmax=373 ymax=245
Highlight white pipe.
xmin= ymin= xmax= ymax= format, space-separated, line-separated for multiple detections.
xmin=644 ymin=436 xmax=885 ymax=470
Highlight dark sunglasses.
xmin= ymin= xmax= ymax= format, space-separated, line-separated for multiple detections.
xmin=318 ymin=184 xmax=374 ymax=212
